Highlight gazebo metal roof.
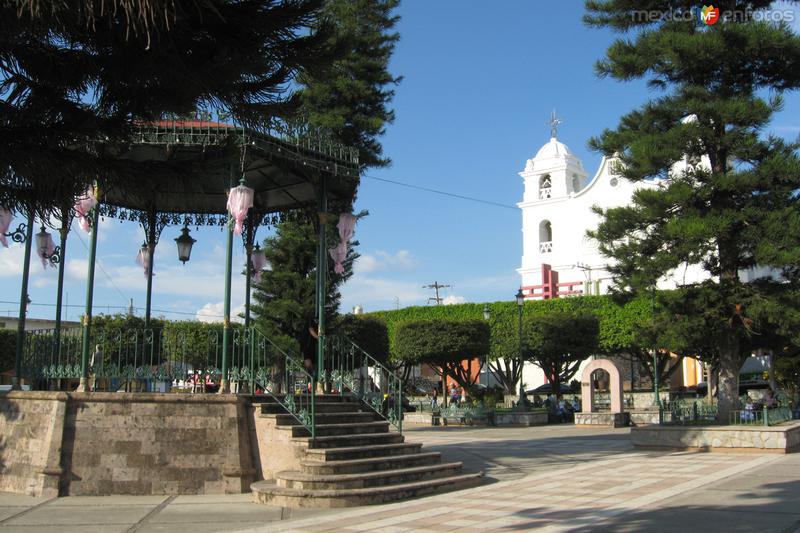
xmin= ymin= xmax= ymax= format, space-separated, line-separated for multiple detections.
xmin=100 ymin=120 xmax=360 ymax=224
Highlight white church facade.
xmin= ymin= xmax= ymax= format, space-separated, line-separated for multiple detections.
xmin=514 ymin=120 xmax=775 ymax=394
xmin=515 ymin=124 xmax=708 ymax=393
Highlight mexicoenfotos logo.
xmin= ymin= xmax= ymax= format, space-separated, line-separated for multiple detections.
xmin=699 ymin=5 xmax=720 ymax=25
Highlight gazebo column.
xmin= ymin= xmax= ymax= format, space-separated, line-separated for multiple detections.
xmin=244 ymin=213 xmax=254 ymax=329
xmin=144 ymin=211 xmax=157 ymax=328
xmin=79 ymin=189 xmax=101 ymax=393
xmin=11 ymin=209 xmax=34 ymax=391
xmin=53 ymin=208 xmax=70 ymax=366
xmin=316 ymin=176 xmax=328 ymax=390
xmin=219 ymin=209 xmax=235 ymax=395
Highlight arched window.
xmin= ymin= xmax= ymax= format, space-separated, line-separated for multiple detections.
xmin=539 ymin=220 xmax=552 ymax=253
xmin=572 ymin=174 xmax=581 ymax=193
xmin=539 ymin=174 xmax=552 ymax=199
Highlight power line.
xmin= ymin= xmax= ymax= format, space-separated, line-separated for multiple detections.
xmin=72 ymin=227 xmax=130 ymax=304
xmin=0 ymin=300 xmax=225 ymax=319
xmin=363 ymin=174 xmax=518 ymax=210
xmin=423 ymin=281 xmax=451 ymax=305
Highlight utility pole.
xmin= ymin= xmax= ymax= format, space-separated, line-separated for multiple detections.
xmin=423 ymin=281 xmax=451 ymax=305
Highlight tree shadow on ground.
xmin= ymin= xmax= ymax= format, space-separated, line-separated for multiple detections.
xmin=405 ymin=426 xmax=634 ymax=483
xmin=502 ymin=478 xmax=800 ymax=532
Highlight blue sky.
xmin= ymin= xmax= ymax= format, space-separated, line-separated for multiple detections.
xmin=2 ymin=1 xmax=799 ymax=322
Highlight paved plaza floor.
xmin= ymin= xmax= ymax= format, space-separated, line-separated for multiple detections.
xmin=2 ymin=425 xmax=800 ymax=532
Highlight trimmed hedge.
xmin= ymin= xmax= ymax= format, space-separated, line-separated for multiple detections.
xmin=367 ymin=295 xmax=652 ymax=363
xmin=0 ymin=329 xmax=15 ymax=372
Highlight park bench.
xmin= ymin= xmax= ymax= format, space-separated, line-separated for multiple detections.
xmin=438 ymin=405 xmax=490 ymax=426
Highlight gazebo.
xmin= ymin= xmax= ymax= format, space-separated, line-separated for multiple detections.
xmin=2 ymin=117 xmax=401 ymax=436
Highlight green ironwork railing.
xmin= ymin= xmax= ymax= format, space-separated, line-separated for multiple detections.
xmin=660 ymin=400 xmax=718 ymax=425
xmin=327 ymin=335 xmax=402 ymax=432
xmin=21 ymin=326 xmax=255 ymax=393
xmin=730 ymin=406 xmax=793 ymax=426
xmin=250 ymin=327 xmax=315 ymax=439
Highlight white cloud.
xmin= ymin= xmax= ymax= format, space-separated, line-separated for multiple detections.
xmin=195 ymin=301 xmax=245 ymax=324
xmin=340 ymin=275 xmax=429 ymax=312
xmin=354 ymin=250 xmax=419 ymax=274
xmin=442 ymin=295 xmax=467 ymax=305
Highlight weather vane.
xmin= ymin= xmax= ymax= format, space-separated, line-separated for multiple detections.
xmin=548 ymin=109 xmax=563 ymax=138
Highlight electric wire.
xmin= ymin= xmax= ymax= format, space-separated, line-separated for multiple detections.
xmin=362 ymin=174 xmax=518 ymax=210
xmin=72 ymin=225 xmax=131 ymax=304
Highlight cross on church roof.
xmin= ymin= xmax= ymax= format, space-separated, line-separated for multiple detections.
xmin=548 ymin=109 xmax=563 ymax=139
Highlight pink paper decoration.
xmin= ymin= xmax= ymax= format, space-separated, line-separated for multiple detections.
xmin=251 ymin=248 xmax=267 ymax=283
xmin=135 ymin=245 xmax=152 ymax=277
xmin=0 ymin=207 xmax=11 ymax=247
xmin=37 ymin=232 xmax=56 ymax=269
xmin=329 ymin=243 xmax=347 ymax=274
xmin=74 ymin=186 xmax=97 ymax=233
xmin=328 ymin=214 xmax=357 ymax=275
xmin=226 ymin=184 xmax=254 ymax=236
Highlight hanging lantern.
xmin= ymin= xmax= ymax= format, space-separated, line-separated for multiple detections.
xmin=175 ymin=226 xmax=196 ymax=264
xmin=0 ymin=207 xmax=12 ymax=247
xmin=135 ymin=242 xmax=152 ymax=277
xmin=74 ymin=186 xmax=97 ymax=233
xmin=226 ymin=183 xmax=254 ymax=236
xmin=251 ymin=243 xmax=267 ymax=283
xmin=35 ymin=226 xmax=56 ymax=269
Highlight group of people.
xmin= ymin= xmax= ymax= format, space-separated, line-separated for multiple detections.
xmin=428 ymin=384 xmax=466 ymax=408
xmin=533 ymin=394 xmax=581 ymax=422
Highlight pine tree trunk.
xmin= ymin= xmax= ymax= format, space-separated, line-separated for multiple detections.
xmin=716 ymin=332 xmax=741 ymax=423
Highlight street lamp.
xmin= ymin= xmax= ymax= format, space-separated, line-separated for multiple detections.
xmin=482 ymin=304 xmax=491 ymax=385
xmin=515 ymin=289 xmax=529 ymax=409
xmin=175 ymin=226 xmax=196 ymax=264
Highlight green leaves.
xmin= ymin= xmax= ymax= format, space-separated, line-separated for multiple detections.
xmin=394 ymin=320 xmax=490 ymax=367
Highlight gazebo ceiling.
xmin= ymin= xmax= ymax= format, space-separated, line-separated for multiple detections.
xmin=101 ymin=121 xmax=360 ymax=218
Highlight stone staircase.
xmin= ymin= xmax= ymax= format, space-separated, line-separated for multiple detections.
xmin=251 ymin=394 xmax=483 ymax=507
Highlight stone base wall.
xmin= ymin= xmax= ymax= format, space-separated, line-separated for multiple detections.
xmin=248 ymin=408 xmax=307 ymax=480
xmin=574 ymin=412 xmax=630 ymax=428
xmin=494 ymin=411 xmax=548 ymax=426
xmin=631 ymin=422 xmax=800 ymax=453
xmin=0 ymin=392 xmax=256 ymax=496
xmin=629 ymin=410 xmax=661 ymax=426
xmin=0 ymin=392 xmax=66 ymax=497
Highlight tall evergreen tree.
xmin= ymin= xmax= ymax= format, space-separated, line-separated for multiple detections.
xmin=584 ymin=0 xmax=800 ymax=419
xmin=250 ymin=219 xmax=357 ymax=361
xmin=298 ymin=0 xmax=401 ymax=169
xmin=0 ymin=0 xmax=337 ymax=213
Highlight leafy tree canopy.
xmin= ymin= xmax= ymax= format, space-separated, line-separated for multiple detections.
xmin=584 ymin=0 xmax=800 ymax=419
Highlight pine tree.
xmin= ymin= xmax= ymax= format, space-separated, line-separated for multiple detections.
xmin=584 ymin=0 xmax=800 ymax=420
xmin=298 ymin=0 xmax=401 ymax=169
xmin=250 ymin=219 xmax=357 ymax=362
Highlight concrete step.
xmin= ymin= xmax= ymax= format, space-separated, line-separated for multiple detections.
xmin=260 ymin=401 xmax=361 ymax=415
xmin=262 ymin=411 xmax=381 ymax=426
xmin=276 ymin=462 xmax=464 ymax=490
xmin=294 ymin=432 xmax=404 ymax=449
xmin=284 ymin=421 xmax=390 ymax=438
xmin=300 ymin=451 xmax=442 ymax=475
xmin=251 ymin=472 xmax=484 ymax=508
xmin=304 ymin=442 xmax=423 ymax=462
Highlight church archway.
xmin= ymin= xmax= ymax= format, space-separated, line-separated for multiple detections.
xmin=539 ymin=220 xmax=552 ymax=253
xmin=538 ymin=174 xmax=552 ymax=199
xmin=580 ymin=359 xmax=623 ymax=413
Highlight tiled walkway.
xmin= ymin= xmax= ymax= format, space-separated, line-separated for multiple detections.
xmin=2 ymin=425 xmax=800 ymax=532
xmin=259 ymin=450 xmax=789 ymax=532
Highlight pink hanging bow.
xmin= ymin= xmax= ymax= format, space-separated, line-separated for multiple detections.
xmin=227 ymin=184 xmax=254 ymax=236
xmin=37 ymin=231 xmax=56 ymax=269
xmin=135 ymin=246 xmax=152 ymax=277
xmin=251 ymin=248 xmax=267 ymax=283
xmin=328 ymin=214 xmax=357 ymax=275
xmin=0 ymin=207 xmax=12 ymax=248
xmin=74 ymin=186 xmax=97 ymax=233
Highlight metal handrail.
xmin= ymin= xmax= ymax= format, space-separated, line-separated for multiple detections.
xmin=250 ymin=326 xmax=316 ymax=439
xmin=327 ymin=335 xmax=402 ymax=432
